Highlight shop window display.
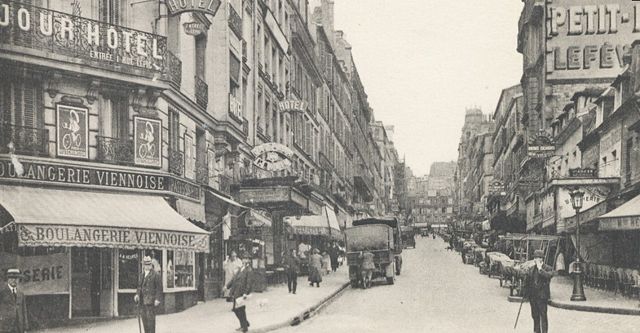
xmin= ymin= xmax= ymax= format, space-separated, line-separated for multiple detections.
xmin=166 ymin=250 xmax=194 ymax=289
xmin=118 ymin=249 xmax=139 ymax=290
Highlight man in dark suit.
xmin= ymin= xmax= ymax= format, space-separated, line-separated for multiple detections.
xmin=283 ymin=249 xmax=300 ymax=294
xmin=524 ymin=250 xmax=554 ymax=333
xmin=0 ymin=268 xmax=29 ymax=333
xmin=134 ymin=256 xmax=162 ymax=333
xmin=225 ymin=258 xmax=254 ymax=332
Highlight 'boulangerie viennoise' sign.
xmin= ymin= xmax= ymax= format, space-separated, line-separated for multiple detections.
xmin=18 ymin=225 xmax=209 ymax=252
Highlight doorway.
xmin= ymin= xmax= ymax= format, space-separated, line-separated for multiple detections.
xmin=71 ymin=248 xmax=114 ymax=317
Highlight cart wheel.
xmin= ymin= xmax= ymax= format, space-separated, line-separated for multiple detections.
xmin=386 ymin=276 xmax=395 ymax=285
xmin=350 ymin=280 xmax=358 ymax=288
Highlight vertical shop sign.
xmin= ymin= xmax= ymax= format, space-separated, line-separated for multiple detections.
xmin=134 ymin=117 xmax=162 ymax=167
xmin=56 ymin=105 xmax=89 ymax=159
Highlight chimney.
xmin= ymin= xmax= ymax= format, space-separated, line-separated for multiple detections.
xmin=322 ymin=0 xmax=335 ymax=47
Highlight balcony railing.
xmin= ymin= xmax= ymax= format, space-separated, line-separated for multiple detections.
xmin=169 ymin=148 xmax=184 ymax=176
xmin=96 ymin=136 xmax=134 ymax=165
xmin=165 ymin=51 xmax=182 ymax=90
xmin=0 ymin=123 xmax=49 ymax=156
xmin=0 ymin=1 xmax=167 ymax=76
xmin=195 ymin=76 xmax=208 ymax=109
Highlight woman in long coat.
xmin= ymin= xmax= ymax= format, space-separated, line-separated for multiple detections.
xmin=308 ymin=248 xmax=323 ymax=287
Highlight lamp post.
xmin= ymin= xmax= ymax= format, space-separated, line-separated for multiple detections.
xmin=569 ymin=188 xmax=587 ymax=301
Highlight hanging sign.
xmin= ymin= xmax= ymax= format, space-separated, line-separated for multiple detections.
xmin=165 ymin=0 xmax=221 ymax=16
xmin=183 ymin=22 xmax=206 ymax=36
xmin=527 ymin=130 xmax=555 ymax=158
xmin=56 ymin=105 xmax=89 ymax=159
xmin=251 ymin=143 xmax=293 ymax=172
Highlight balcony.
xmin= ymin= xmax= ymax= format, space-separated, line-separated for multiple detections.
xmin=0 ymin=123 xmax=49 ymax=156
xmin=195 ymin=76 xmax=208 ymax=109
xmin=165 ymin=51 xmax=182 ymax=90
xmin=96 ymin=136 xmax=134 ymax=165
xmin=0 ymin=1 xmax=167 ymax=78
xmin=168 ymin=149 xmax=184 ymax=176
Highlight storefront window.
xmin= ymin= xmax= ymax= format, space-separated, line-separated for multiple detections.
xmin=118 ymin=249 xmax=139 ymax=290
xmin=165 ymin=250 xmax=194 ymax=289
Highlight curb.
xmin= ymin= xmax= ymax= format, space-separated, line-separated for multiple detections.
xmin=548 ymin=300 xmax=640 ymax=316
xmin=252 ymin=281 xmax=351 ymax=333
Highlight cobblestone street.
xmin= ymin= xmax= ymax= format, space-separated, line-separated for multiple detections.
xmin=278 ymin=237 xmax=640 ymax=333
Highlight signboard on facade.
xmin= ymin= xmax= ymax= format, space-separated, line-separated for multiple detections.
xmin=569 ymin=167 xmax=598 ymax=178
xmin=527 ymin=129 xmax=555 ymax=158
xmin=165 ymin=0 xmax=221 ymax=16
xmin=0 ymin=253 xmax=69 ymax=295
xmin=600 ymin=216 xmax=640 ymax=231
xmin=546 ymin=1 xmax=640 ymax=80
xmin=251 ymin=143 xmax=293 ymax=172
xmin=0 ymin=1 xmax=166 ymax=73
xmin=183 ymin=22 xmax=206 ymax=36
xmin=134 ymin=117 xmax=162 ymax=168
xmin=488 ymin=180 xmax=505 ymax=194
xmin=18 ymin=224 xmax=209 ymax=252
xmin=0 ymin=159 xmax=201 ymax=201
xmin=278 ymin=100 xmax=307 ymax=113
xmin=56 ymin=105 xmax=88 ymax=159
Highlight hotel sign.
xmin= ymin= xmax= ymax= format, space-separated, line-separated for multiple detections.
xmin=278 ymin=100 xmax=307 ymax=113
xmin=0 ymin=159 xmax=201 ymax=201
xmin=18 ymin=224 xmax=209 ymax=252
xmin=546 ymin=1 xmax=640 ymax=80
xmin=251 ymin=143 xmax=293 ymax=172
xmin=0 ymin=1 xmax=166 ymax=73
xmin=165 ymin=0 xmax=221 ymax=17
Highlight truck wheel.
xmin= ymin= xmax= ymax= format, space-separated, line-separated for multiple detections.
xmin=386 ymin=276 xmax=395 ymax=285
xmin=351 ymin=280 xmax=358 ymax=288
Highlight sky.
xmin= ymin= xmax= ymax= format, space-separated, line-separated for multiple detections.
xmin=333 ymin=0 xmax=524 ymax=176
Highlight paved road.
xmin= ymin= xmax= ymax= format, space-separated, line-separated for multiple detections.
xmin=277 ymin=237 xmax=640 ymax=333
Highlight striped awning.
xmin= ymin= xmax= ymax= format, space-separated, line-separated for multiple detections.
xmin=0 ymin=186 xmax=209 ymax=252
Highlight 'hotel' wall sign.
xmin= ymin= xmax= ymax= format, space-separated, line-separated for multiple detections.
xmin=165 ymin=0 xmax=221 ymax=17
xmin=251 ymin=143 xmax=293 ymax=172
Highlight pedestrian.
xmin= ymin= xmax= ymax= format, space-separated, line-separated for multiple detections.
xmin=308 ymin=248 xmax=323 ymax=287
xmin=134 ymin=256 xmax=162 ymax=333
xmin=360 ymin=250 xmax=375 ymax=289
xmin=223 ymin=251 xmax=244 ymax=299
xmin=523 ymin=250 xmax=554 ymax=333
xmin=0 ymin=268 xmax=29 ymax=333
xmin=329 ymin=243 xmax=340 ymax=272
xmin=321 ymin=251 xmax=331 ymax=275
xmin=225 ymin=258 xmax=254 ymax=333
xmin=283 ymin=249 xmax=300 ymax=294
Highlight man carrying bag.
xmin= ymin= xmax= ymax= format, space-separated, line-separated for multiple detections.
xmin=224 ymin=258 xmax=254 ymax=332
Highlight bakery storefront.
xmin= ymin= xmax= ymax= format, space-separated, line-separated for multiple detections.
xmin=0 ymin=161 xmax=209 ymax=326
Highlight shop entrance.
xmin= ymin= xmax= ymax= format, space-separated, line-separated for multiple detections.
xmin=71 ymin=248 xmax=114 ymax=317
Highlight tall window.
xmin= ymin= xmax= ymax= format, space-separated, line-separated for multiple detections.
xmin=195 ymin=34 xmax=207 ymax=79
xmin=99 ymin=0 xmax=121 ymax=25
xmin=0 ymin=76 xmax=43 ymax=129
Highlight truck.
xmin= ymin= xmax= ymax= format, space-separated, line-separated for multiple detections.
xmin=400 ymin=226 xmax=416 ymax=249
xmin=345 ymin=217 xmax=403 ymax=287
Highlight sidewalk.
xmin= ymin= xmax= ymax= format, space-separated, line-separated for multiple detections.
xmin=36 ymin=267 xmax=349 ymax=333
xmin=549 ymin=275 xmax=640 ymax=315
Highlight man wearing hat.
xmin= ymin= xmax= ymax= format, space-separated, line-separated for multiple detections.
xmin=224 ymin=257 xmax=254 ymax=333
xmin=0 ymin=268 xmax=29 ymax=333
xmin=134 ymin=256 xmax=162 ymax=333
xmin=523 ymin=250 xmax=554 ymax=333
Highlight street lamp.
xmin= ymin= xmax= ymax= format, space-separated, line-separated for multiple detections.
xmin=569 ymin=188 xmax=587 ymax=302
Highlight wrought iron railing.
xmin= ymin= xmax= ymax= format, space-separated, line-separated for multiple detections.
xmin=0 ymin=0 xmax=166 ymax=75
xmin=165 ymin=51 xmax=182 ymax=90
xmin=218 ymin=174 xmax=232 ymax=194
xmin=195 ymin=76 xmax=208 ymax=109
xmin=0 ymin=123 xmax=49 ymax=156
xmin=96 ymin=136 xmax=134 ymax=165
xmin=168 ymin=148 xmax=185 ymax=176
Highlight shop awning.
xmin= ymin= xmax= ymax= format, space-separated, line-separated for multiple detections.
xmin=599 ymin=195 xmax=640 ymax=231
xmin=206 ymin=190 xmax=248 ymax=209
xmin=285 ymin=206 xmax=342 ymax=240
xmin=0 ymin=186 xmax=209 ymax=252
xmin=248 ymin=210 xmax=272 ymax=227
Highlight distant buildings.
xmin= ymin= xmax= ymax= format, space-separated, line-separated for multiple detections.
xmin=407 ymin=162 xmax=456 ymax=227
